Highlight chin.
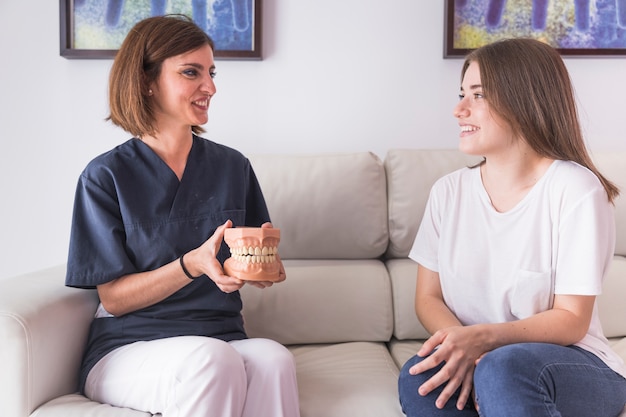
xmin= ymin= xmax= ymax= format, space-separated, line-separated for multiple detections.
xmin=458 ymin=142 xmax=479 ymax=155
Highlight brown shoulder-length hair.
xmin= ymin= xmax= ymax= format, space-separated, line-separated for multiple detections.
xmin=107 ymin=14 xmax=214 ymax=137
xmin=463 ymin=38 xmax=619 ymax=204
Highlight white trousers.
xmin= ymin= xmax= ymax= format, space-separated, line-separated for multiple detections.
xmin=85 ymin=336 xmax=301 ymax=417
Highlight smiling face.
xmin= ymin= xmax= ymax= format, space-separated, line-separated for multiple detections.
xmin=453 ymin=61 xmax=518 ymax=158
xmin=223 ymin=228 xmax=282 ymax=282
xmin=150 ymin=44 xmax=216 ymax=131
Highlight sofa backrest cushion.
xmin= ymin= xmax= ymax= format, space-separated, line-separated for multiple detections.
xmin=598 ymin=256 xmax=626 ymax=337
xmin=249 ymin=152 xmax=389 ymax=259
xmin=241 ymin=259 xmax=394 ymax=344
xmin=591 ymin=152 xmax=626 ymax=257
xmin=384 ymin=149 xmax=482 ymax=259
xmin=387 ymin=258 xmax=430 ymax=340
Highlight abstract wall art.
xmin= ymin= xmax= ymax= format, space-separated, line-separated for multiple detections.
xmin=60 ymin=0 xmax=261 ymax=59
xmin=445 ymin=0 xmax=626 ymax=57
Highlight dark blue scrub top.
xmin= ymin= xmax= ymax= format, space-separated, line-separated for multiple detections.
xmin=65 ymin=135 xmax=270 ymax=392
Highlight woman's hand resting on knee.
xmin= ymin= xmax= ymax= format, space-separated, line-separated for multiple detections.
xmin=408 ymin=325 xmax=491 ymax=411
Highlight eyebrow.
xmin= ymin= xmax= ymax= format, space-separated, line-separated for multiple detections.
xmin=460 ymin=84 xmax=483 ymax=91
xmin=179 ymin=62 xmax=216 ymax=71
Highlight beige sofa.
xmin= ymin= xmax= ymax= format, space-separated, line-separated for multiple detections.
xmin=2 ymin=149 xmax=625 ymax=417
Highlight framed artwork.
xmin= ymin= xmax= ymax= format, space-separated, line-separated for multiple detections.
xmin=60 ymin=0 xmax=262 ymax=59
xmin=445 ymin=0 xmax=626 ymax=57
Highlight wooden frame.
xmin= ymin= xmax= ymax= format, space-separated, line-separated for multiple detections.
xmin=60 ymin=0 xmax=262 ymax=60
xmin=445 ymin=0 xmax=626 ymax=58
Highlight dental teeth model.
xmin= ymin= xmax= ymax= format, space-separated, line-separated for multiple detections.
xmin=223 ymin=227 xmax=281 ymax=281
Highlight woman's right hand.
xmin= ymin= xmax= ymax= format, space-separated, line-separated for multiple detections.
xmin=408 ymin=325 xmax=489 ymax=411
xmin=186 ymin=219 xmax=245 ymax=293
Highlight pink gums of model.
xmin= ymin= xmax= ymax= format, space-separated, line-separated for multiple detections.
xmin=223 ymin=227 xmax=281 ymax=281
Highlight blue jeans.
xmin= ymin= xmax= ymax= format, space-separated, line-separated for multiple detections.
xmin=398 ymin=343 xmax=626 ymax=417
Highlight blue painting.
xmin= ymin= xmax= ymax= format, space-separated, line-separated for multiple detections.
xmin=68 ymin=0 xmax=258 ymax=57
xmin=448 ymin=0 xmax=626 ymax=54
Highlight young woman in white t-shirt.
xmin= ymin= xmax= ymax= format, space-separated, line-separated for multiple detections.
xmin=398 ymin=38 xmax=626 ymax=417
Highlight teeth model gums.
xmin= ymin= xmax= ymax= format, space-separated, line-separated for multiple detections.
xmin=223 ymin=227 xmax=281 ymax=282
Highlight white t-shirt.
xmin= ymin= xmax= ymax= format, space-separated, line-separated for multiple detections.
xmin=410 ymin=159 xmax=626 ymax=378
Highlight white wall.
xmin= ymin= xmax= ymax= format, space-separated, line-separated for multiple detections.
xmin=1 ymin=1 xmax=625 ymax=279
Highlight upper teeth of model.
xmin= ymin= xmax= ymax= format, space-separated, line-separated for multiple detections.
xmin=461 ymin=125 xmax=478 ymax=132
xmin=230 ymin=246 xmax=278 ymax=264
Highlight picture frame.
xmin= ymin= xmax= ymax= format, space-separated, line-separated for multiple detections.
xmin=60 ymin=0 xmax=262 ymax=60
xmin=445 ymin=0 xmax=626 ymax=57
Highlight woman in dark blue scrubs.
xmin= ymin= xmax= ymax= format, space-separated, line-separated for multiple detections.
xmin=66 ymin=15 xmax=300 ymax=417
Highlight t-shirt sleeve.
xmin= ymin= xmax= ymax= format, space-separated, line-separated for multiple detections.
xmin=65 ymin=173 xmax=137 ymax=289
xmin=554 ymin=186 xmax=615 ymax=295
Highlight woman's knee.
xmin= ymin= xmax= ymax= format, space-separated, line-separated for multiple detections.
xmin=266 ymin=341 xmax=297 ymax=376
xmin=474 ymin=343 xmax=549 ymax=403
xmin=475 ymin=344 xmax=543 ymax=382
xmin=475 ymin=345 xmax=519 ymax=387
xmin=398 ymin=355 xmax=435 ymax=415
xmin=176 ymin=336 xmax=246 ymax=383
xmin=399 ymin=355 xmax=421 ymax=388
xmin=231 ymin=338 xmax=296 ymax=377
xmin=255 ymin=338 xmax=294 ymax=364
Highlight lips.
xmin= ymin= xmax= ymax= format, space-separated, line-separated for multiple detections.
xmin=192 ymin=99 xmax=209 ymax=109
xmin=223 ymin=227 xmax=281 ymax=282
xmin=460 ymin=124 xmax=479 ymax=133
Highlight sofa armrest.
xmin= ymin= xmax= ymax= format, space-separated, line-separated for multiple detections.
xmin=0 ymin=265 xmax=98 ymax=417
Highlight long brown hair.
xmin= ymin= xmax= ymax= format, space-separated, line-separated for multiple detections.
xmin=107 ymin=14 xmax=214 ymax=137
xmin=463 ymin=38 xmax=619 ymax=203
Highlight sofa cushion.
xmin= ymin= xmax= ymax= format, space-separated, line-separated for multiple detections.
xmin=384 ymin=149 xmax=482 ymax=259
xmin=609 ymin=337 xmax=626 ymax=364
xmin=598 ymin=256 xmax=626 ymax=338
xmin=387 ymin=258 xmax=429 ymax=340
xmin=387 ymin=338 xmax=424 ymax=370
xmin=289 ymin=342 xmax=404 ymax=417
xmin=32 ymin=394 xmax=153 ymax=417
xmin=249 ymin=152 xmax=388 ymax=259
xmin=241 ymin=259 xmax=393 ymax=344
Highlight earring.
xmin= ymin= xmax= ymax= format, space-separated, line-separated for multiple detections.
xmin=148 ymin=89 xmax=153 ymax=95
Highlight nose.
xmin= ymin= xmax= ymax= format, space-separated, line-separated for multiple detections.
xmin=453 ymin=97 xmax=469 ymax=119
xmin=203 ymin=74 xmax=217 ymax=97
